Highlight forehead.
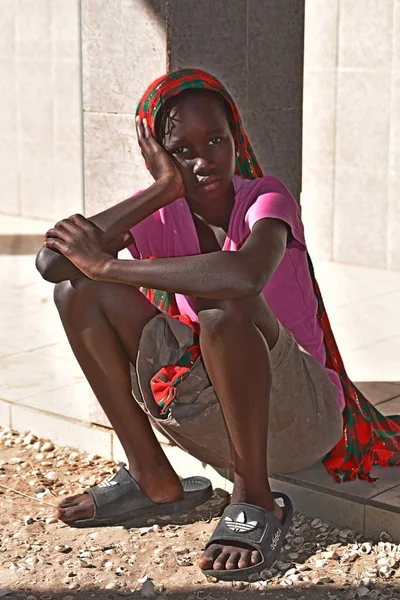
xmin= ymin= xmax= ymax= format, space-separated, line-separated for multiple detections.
xmin=164 ymin=92 xmax=230 ymax=141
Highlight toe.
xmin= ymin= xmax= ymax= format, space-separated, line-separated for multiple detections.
xmin=238 ymin=550 xmax=252 ymax=569
xmin=225 ymin=551 xmax=241 ymax=570
xmin=198 ymin=544 xmax=221 ymax=570
xmin=251 ymin=550 xmax=262 ymax=565
xmin=213 ymin=551 xmax=230 ymax=570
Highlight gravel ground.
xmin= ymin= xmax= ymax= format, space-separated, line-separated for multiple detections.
xmin=0 ymin=426 xmax=399 ymax=600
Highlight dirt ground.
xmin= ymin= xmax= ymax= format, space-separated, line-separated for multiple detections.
xmin=0 ymin=427 xmax=400 ymax=600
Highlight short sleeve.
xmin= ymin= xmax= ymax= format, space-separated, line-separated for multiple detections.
xmin=245 ymin=191 xmax=306 ymax=249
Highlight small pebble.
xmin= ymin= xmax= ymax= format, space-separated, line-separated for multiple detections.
xmin=356 ymin=586 xmax=370 ymax=598
xmin=41 ymin=442 xmax=55 ymax=452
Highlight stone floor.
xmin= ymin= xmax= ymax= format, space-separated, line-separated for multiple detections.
xmin=1 ymin=215 xmax=400 ymax=538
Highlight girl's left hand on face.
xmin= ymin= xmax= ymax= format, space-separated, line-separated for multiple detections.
xmin=44 ymin=214 xmax=114 ymax=280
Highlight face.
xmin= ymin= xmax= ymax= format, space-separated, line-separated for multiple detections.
xmin=161 ymin=92 xmax=236 ymax=206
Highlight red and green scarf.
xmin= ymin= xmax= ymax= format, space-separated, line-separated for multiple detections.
xmin=136 ymin=68 xmax=400 ymax=483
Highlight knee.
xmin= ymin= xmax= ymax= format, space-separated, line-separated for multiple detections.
xmin=198 ymin=300 xmax=250 ymax=339
xmin=53 ymin=278 xmax=95 ymax=316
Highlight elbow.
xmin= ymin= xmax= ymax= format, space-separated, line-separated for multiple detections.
xmin=35 ymin=248 xmax=58 ymax=283
xmin=237 ymin=275 xmax=265 ymax=299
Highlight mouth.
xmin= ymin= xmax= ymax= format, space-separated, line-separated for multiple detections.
xmin=195 ymin=175 xmax=223 ymax=192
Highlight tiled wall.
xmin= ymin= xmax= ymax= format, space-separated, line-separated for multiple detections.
xmin=302 ymin=0 xmax=400 ymax=270
xmin=82 ymin=0 xmax=305 ymax=215
xmin=0 ymin=0 xmax=83 ymax=220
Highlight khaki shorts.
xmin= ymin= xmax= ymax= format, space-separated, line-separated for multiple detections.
xmin=130 ymin=313 xmax=343 ymax=477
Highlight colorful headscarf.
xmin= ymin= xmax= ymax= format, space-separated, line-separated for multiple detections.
xmin=137 ymin=68 xmax=400 ymax=482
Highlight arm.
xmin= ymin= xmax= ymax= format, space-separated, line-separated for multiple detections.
xmin=36 ymin=116 xmax=184 ymax=283
xmin=44 ymin=216 xmax=288 ymax=300
xmin=35 ymin=179 xmax=181 ymax=283
xmin=99 ymin=218 xmax=288 ymax=299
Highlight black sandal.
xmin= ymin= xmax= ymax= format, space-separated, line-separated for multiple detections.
xmin=67 ymin=465 xmax=212 ymax=529
xmin=201 ymin=492 xmax=293 ymax=581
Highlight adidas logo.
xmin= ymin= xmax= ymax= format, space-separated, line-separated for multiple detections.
xmin=97 ymin=476 xmax=118 ymax=488
xmin=270 ymin=529 xmax=281 ymax=550
xmin=224 ymin=511 xmax=258 ymax=533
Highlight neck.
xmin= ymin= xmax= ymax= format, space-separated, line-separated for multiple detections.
xmin=186 ymin=181 xmax=235 ymax=230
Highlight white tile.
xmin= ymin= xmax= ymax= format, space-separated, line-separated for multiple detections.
xmin=301 ymin=166 xmax=334 ymax=261
xmin=0 ymin=0 xmax=16 ymax=58
xmin=0 ymin=135 xmax=19 ymax=215
xmin=0 ymin=400 xmax=11 ymax=428
xmin=0 ymin=214 xmax=54 ymax=235
xmin=336 ymin=70 xmax=391 ymax=171
xmin=304 ymin=0 xmax=338 ymax=69
xmin=54 ymin=142 xmax=84 ymax=218
xmin=18 ymin=59 xmax=53 ymax=144
xmin=11 ymin=405 xmax=113 ymax=457
xmin=388 ymin=72 xmax=400 ymax=269
xmin=16 ymin=0 xmax=51 ymax=58
xmin=53 ymin=0 xmax=81 ymax=59
xmin=269 ymin=478 xmax=365 ymax=533
xmin=82 ymin=0 xmax=166 ymax=113
xmin=0 ymin=59 xmax=17 ymax=140
xmin=303 ymin=69 xmax=337 ymax=167
xmin=20 ymin=141 xmax=54 ymax=219
xmin=338 ymin=0 xmax=394 ymax=69
xmin=0 ymin=347 xmax=84 ymax=402
xmin=54 ymin=59 xmax=82 ymax=144
xmin=324 ymin=290 xmax=400 ymax=355
xmin=313 ymin=260 xmax=400 ymax=310
xmin=16 ymin=381 xmax=93 ymax=422
xmin=365 ymin=497 xmax=400 ymax=541
xmin=83 ymin=112 xmax=152 ymax=215
xmin=376 ymin=396 xmax=400 ymax=416
xmin=333 ymin=167 xmax=388 ymax=268
xmin=394 ymin=0 xmax=400 ymax=72
xmin=344 ymin=335 xmax=400 ymax=382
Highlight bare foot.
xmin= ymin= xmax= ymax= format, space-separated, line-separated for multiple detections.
xmin=197 ymin=501 xmax=283 ymax=572
xmin=54 ymin=469 xmax=183 ymax=523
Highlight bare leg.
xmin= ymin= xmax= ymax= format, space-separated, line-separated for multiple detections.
xmin=53 ymin=278 xmax=182 ymax=522
xmin=196 ymin=295 xmax=282 ymax=571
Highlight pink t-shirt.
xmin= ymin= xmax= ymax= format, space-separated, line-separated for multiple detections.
xmin=128 ymin=175 xmax=345 ymax=411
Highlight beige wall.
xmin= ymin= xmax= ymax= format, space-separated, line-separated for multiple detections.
xmin=0 ymin=0 xmax=83 ymax=221
xmin=302 ymin=0 xmax=400 ymax=270
xmin=82 ymin=0 xmax=305 ymax=215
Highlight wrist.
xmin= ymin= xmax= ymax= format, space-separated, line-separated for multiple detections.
xmin=154 ymin=177 xmax=184 ymax=201
xmin=94 ymin=256 xmax=117 ymax=281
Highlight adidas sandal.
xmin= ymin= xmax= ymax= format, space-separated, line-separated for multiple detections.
xmin=67 ymin=465 xmax=212 ymax=529
xmin=201 ymin=492 xmax=293 ymax=581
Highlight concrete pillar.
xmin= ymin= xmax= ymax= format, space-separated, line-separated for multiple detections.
xmin=82 ymin=0 xmax=305 ymax=216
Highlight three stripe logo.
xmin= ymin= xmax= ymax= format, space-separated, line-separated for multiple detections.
xmin=224 ymin=511 xmax=258 ymax=533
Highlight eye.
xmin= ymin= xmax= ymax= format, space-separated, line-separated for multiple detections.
xmin=172 ymin=146 xmax=189 ymax=155
xmin=208 ymin=137 xmax=222 ymax=146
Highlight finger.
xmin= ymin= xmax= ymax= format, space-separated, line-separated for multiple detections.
xmin=142 ymin=117 xmax=152 ymax=141
xmin=44 ymin=227 xmax=73 ymax=243
xmin=67 ymin=214 xmax=93 ymax=230
xmin=136 ymin=115 xmax=144 ymax=145
xmin=43 ymin=237 xmax=70 ymax=256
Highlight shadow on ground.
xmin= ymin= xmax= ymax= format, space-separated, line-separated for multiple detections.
xmin=2 ymin=584 xmax=400 ymax=599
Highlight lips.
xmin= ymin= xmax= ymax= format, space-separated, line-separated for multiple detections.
xmin=196 ymin=175 xmax=222 ymax=191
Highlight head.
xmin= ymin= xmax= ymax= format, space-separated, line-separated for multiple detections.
xmin=136 ymin=69 xmax=263 ymax=204
xmin=155 ymin=89 xmax=236 ymax=204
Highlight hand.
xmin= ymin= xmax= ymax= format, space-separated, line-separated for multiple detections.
xmin=136 ymin=116 xmax=185 ymax=198
xmin=43 ymin=215 xmax=115 ymax=280
xmin=108 ymin=230 xmax=134 ymax=257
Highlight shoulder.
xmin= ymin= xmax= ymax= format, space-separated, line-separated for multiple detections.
xmin=234 ymin=174 xmax=295 ymax=202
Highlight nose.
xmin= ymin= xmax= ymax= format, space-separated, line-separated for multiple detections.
xmin=192 ymin=157 xmax=214 ymax=176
